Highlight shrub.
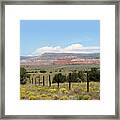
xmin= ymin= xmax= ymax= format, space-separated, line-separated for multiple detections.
xmin=78 ymin=71 xmax=85 ymax=82
xmin=60 ymin=96 xmax=69 ymax=100
xmin=67 ymin=72 xmax=79 ymax=82
xmin=74 ymin=88 xmax=80 ymax=94
xmin=29 ymin=95 xmax=36 ymax=100
xmin=88 ymin=68 xmax=100 ymax=82
xmin=60 ymin=88 xmax=68 ymax=94
xmin=20 ymin=67 xmax=28 ymax=84
xmin=40 ymin=70 xmax=47 ymax=73
xmin=40 ymin=94 xmax=48 ymax=98
xmin=83 ymin=95 xmax=91 ymax=100
xmin=52 ymin=73 xmax=66 ymax=88
xmin=49 ymin=89 xmax=57 ymax=93
xmin=77 ymin=95 xmax=84 ymax=100
xmin=53 ymin=95 xmax=59 ymax=100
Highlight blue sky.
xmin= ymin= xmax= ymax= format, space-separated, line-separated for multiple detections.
xmin=20 ymin=20 xmax=100 ymax=56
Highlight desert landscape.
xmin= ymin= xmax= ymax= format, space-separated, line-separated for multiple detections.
xmin=20 ymin=20 xmax=100 ymax=100
xmin=20 ymin=52 xmax=100 ymax=100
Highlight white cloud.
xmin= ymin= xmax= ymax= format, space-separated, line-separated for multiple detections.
xmin=32 ymin=46 xmax=62 ymax=55
xmin=64 ymin=44 xmax=83 ymax=51
xmin=32 ymin=43 xmax=100 ymax=55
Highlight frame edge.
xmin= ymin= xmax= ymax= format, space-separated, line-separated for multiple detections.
xmin=0 ymin=0 xmax=120 ymax=119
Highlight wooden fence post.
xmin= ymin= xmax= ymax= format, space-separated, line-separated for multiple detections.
xmin=86 ymin=72 xmax=89 ymax=92
xmin=39 ymin=75 xmax=41 ymax=85
xmin=49 ymin=75 xmax=51 ymax=87
xmin=43 ymin=76 xmax=45 ymax=86
xmin=68 ymin=73 xmax=71 ymax=90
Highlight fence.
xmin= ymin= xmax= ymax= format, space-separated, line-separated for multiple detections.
xmin=27 ymin=73 xmax=90 ymax=92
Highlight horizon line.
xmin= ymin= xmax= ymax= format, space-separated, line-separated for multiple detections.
xmin=20 ymin=52 xmax=100 ymax=57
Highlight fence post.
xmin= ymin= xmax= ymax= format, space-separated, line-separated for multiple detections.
xmin=43 ymin=76 xmax=45 ymax=86
xmin=49 ymin=75 xmax=51 ymax=87
xmin=39 ymin=75 xmax=41 ymax=85
xmin=68 ymin=73 xmax=71 ymax=90
xmin=86 ymin=72 xmax=89 ymax=92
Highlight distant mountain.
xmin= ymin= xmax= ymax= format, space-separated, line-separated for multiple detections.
xmin=20 ymin=53 xmax=100 ymax=67
xmin=21 ymin=52 xmax=100 ymax=61
xmin=39 ymin=53 xmax=100 ymax=60
xmin=20 ymin=56 xmax=36 ymax=60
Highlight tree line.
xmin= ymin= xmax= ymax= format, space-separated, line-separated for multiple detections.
xmin=20 ymin=67 xmax=100 ymax=90
xmin=52 ymin=68 xmax=100 ymax=90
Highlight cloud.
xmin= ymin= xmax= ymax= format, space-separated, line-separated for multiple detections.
xmin=32 ymin=43 xmax=100 ymax=55
xmin=32 ymin=46 xmax=62 ymax=55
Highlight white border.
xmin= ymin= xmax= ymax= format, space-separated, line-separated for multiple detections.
xmin=5 ymin=5 xmax=115 ymax=115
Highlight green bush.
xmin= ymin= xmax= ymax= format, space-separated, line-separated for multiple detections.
xmin=88 ymin=68 xmax=100 ymax=82
xmin=77 ymin=95 xmax=84 ymax=100
xmin=52 ymin=73 xmax=66 ymax=88
xmin=60 ymin=96 xmax=69 ymax=100
xmin=49 ymin=89 xmax=57 ymax=93
xmin=67 ymin=72 xmax=79 ymax=82
xmin=40 ymin=70 xmax=47 ymax=73
xmin=83 ymin=95 xmax=91 ymax=100
xmin=20 ymin=67 xmax=28 ymax=84
xmin=60 ymin=88 xmax=68 ymax=94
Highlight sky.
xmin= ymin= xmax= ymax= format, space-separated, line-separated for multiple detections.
xmin=20 ymin=20 xmax=100 ymax=56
